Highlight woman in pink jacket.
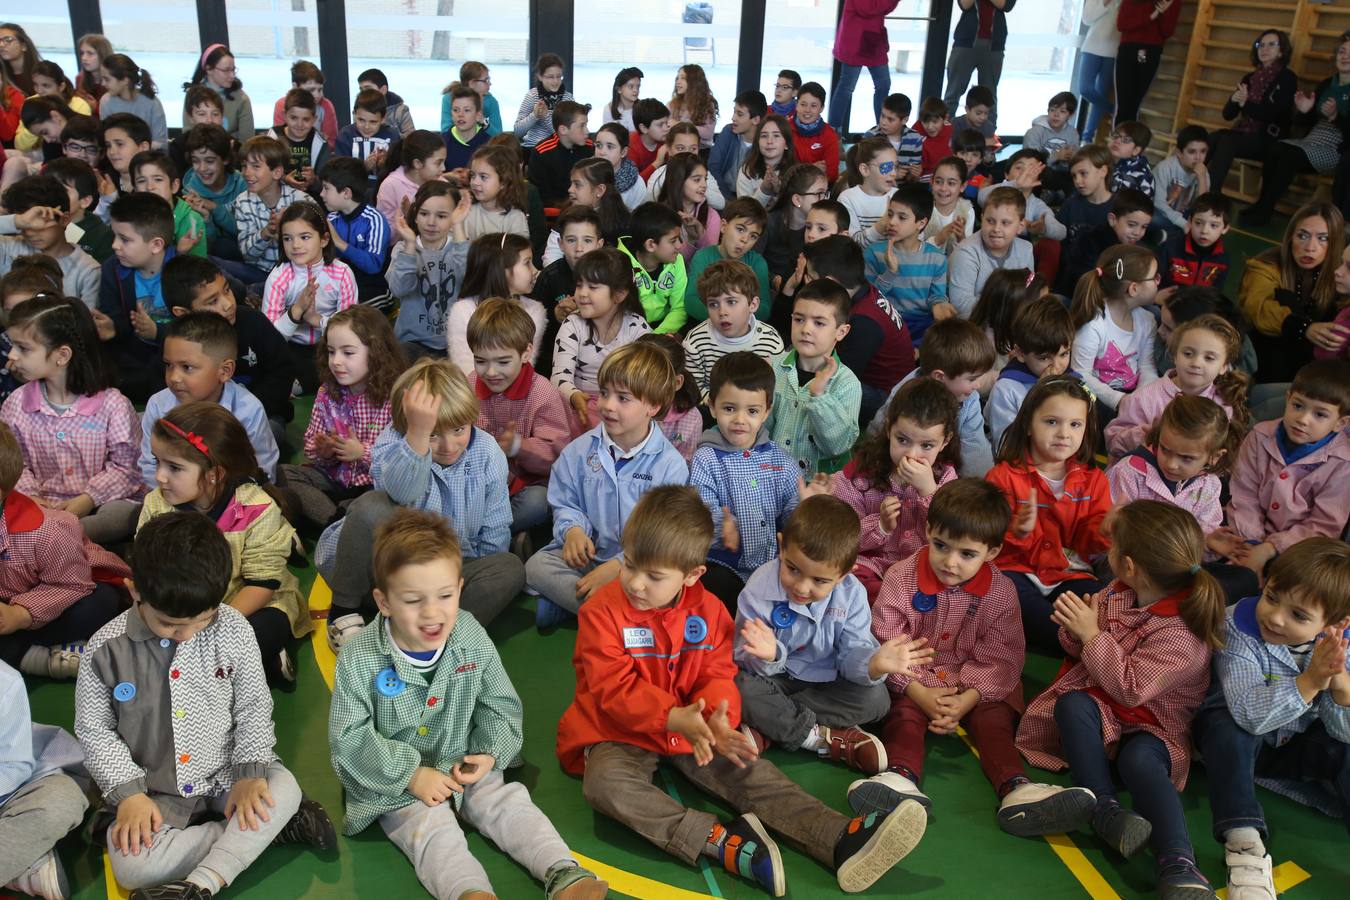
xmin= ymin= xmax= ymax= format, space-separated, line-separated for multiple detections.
xmin=828 ymin=0 xmax=901 ymax=130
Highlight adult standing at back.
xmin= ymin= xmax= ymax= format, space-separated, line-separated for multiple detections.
xmin=1113 ymin=0 xmax=1181 ymax=124
xmin=828 ymin=0 xmax=900 ymax=131
xmin=944 ymin=0 xmax=1016 ymax=128
xmin=183 ymin=44 xmax=255 ymax=145
xmin=1077 ymin=0 xmax=1121 ymax=143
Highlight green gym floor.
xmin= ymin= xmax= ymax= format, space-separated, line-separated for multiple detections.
xmin=12 ymin=219 xmax=1350 ymax=900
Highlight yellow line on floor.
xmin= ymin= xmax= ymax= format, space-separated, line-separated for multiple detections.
xmin=307 ymin=577 xmax=336 ymax=691
xmin=103 ymin=851 xmax=129 ymax=900
xmin=1216 ymin=860 xmax=1311 ymax=899
xmin=955 ymin=725 xmax=1122 ymax=899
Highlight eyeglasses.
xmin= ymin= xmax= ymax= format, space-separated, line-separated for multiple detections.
xmin=472 ymin=77 xmax=491 ymax=86
xmin=1254 ymin=39 xmax=1281 ymax=49
xmin=0 ymin=36 xmax=17 ymax=47
xmin=63 ymin=141 xmax=98 ymax=156
xmin=1109 ymin=133 xmax=1134 ymax=144
xmin=775 ymin=82 xmax=794 ymax=91
xmin=212 ymin=65 xmax=237 ymax=75
xmin=801 ymin=189 xmax=830 ymax=199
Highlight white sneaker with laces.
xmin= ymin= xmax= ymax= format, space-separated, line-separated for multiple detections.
xmin=20 ymin=643 xmax=86 ymax=679
xmin=1225 ymin=850 xmax=1276 ymax=900
xmin=5 ymin=849 xmax=68 ymax=900
xmin=327 ymin=613 xmax=365 ymax=653
xmin=996 ymin=782 xmax=1096 ymax=836
xmin=847 ymin=771 xmax=932 ymax=816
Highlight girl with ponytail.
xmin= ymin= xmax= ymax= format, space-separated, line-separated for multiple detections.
xmin=1069 ymin=244 xmax=1161 ymax=411
xmin=97 ymin=53 xmax=168 ymax=147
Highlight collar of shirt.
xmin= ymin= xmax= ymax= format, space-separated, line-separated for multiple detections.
xmin=19 ymin=381 xmax=105 ymax=417
xmin=601 ymin=421 xmax=657 ymax=462
xmin=914 ymin=546 xmax=994 ymax=597
xmin=474 ymin=364 xmax=536 ymax=401
xmin=384 ymin=617 xmax=445 ymax=671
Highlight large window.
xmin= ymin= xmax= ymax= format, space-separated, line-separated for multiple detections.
xmin=98 ymin=1 xmax=199 ymax=121
xmin=574 ymin=0 xmax=742 ymax=132
xmin=345 ymin=0 xmax=528 ymax=134
xmin=221 ymin=0 xmax=321 ymax=132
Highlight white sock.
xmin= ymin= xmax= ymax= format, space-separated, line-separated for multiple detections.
xmin=799 ymin=724 xmax=823 ymax=751
xmin=1224 ymin=826 xmax=1266 ymax=857
xmin=187 ymin=865 xmax=225 ymax=895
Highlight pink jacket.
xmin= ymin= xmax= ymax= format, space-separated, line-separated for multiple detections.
xmin=833 ymin=0 xmax=901 ymax=67
xmin=830 ymin=460 xmax=957 ymax=578
xmin=470 ymin=365 xmax=571 ymax=493
xmin=871 ymin=548 xmax=1024 ymax=705
xmin=1104 ymin=373 xmax=1228 ymax=463
xmin=1226 ymin=420 xmax=1350 ymax=552
xmin=1106 ymin=450 xmax=1222 ymax=538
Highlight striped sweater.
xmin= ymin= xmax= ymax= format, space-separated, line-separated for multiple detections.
xmin=262 ymin=260 xmax=359 ymax=346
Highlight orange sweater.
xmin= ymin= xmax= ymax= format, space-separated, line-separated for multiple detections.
xmin=987 ymin=458 xmax=1112 ymax=585
xmin=556 ymin=578 xmax=741 ymax=775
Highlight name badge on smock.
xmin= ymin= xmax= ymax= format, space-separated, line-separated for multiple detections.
xmin=623 ymin=627 xmax=655 ymax=649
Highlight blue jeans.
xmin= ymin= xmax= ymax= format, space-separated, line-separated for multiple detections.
xmin=1007 ymin=572 xmax=1105 ymax=656
xmin=510 ymin=484 xmax=549 ymax=533
xmin=1078 ymin=52 xmax=1115 ymax=141
xmin=1054 ymin=690 xmax=1195 ymax=859
xmin=1194 ymin=705 xmax=1350 ymax=840
xmin=829 ymin=63 xmax=892 ymax=131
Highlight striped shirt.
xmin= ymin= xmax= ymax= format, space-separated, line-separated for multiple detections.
xmin=863 ymin=239 xmax=949 ymax=342
xmin=262 ymin=260 xmax=359 ymax=346
xmin=231 ymin=185 xmax=305 ymax=270
xmin=682 ymin=318 xmax=785 ymax=400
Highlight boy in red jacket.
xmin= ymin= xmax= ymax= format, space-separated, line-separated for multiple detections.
xmin=557 ymin=486 xmax=927 ymax=896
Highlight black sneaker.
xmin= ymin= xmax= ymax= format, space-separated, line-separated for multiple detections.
xmin=714 ymin=814 xmax=785 ymax=896
xmin=1092 ymin=803 xmax=1151 ymax=858
xmin=833 ymin=801 xmax=927 ymax=893
xmin=1157 ymin=856 xmax=1219 ymax=900
xmin=273 ymin=797 xmax=336 ymax=851
xmin=129 ymin=882 xmax=212 ymax=900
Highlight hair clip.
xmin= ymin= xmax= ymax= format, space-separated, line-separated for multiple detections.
xmin=1189 ymin=563 xmax=1201 ymax=576
xmin=1094 ymin=266 xmax=1103 ymax=277
xmin=160 ymin=419 xmax=210 ymax=457
xmin=500 ymin=232 xmax=509 ymax=250
xmin=1025 ymin=270 xmax=1037 ymax=288
xmin=1114 ymin=257 xmax=1126 ymax=280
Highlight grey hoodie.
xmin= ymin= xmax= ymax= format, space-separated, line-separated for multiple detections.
xmin=1023 ymin=115 xmax=1081 ymax=166
xmin=386 ymin=237 xmax=469 ymax=350
xmin=696 ymin=423 xmax=773 ymax=452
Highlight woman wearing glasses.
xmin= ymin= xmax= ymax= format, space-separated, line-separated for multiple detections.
xmin=183 ymin=43 xmax=255 ymax=145
xmin=0 ymin=24 xmax=40 ymax=96
xmin=1205 ymin=30 xmax=1298 ymax=200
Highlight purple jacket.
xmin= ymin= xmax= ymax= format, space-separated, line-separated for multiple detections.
xmin=1107 ymin=449 xmax=1223 ymax=539
xmin=834 ymin=0 xmax=901 ymax=67
xmin=1104 ymin=372 xmax=1228 ymax=463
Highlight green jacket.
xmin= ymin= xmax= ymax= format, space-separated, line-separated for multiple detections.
xmin=766 ymin=349 xmax=862 ymax=476
xmin=328 ymin=613 xmax=523 ymax=833
xmin=617 ymin=237 xmax=687 ymax=334
xmin=684 ymin=244 xmax=772 ymax=321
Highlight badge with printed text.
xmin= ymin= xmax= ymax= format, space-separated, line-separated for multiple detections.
xmin=623 ymin=627 xmax=655 ymax=649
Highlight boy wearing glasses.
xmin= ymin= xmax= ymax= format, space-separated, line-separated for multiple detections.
xmin=1108 ymin=120 xmax=1155 ymax=200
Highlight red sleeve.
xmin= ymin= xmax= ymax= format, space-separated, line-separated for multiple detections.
xmin=824 ymin=127 xmax=841 ymax=181
xmin=1070 ymin=470 xmax=1112 ymax=558
xmin=688 ymin=602 xmax=742 ymax=727
xmin=0 ymin=88 xmax=24 ymax=143
xmin=272 ymin=96 xmax=285 ymax=127
xmin=1115 ymin=0 xmax=1155 ymax=34
xmin=987 ymin=464 xmax=1037 ymax=558
xmin=1158 ymin=0 xmax=1182 ymax=40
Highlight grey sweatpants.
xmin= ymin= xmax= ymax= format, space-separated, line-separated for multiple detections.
xmin=0 ymin=773 xmax=88 ymax=884
xmin=328 ymin=490 xmax=525 ymax=626
xmin=80 ymin=499 xmax=142 ymax=545
xmin=735 ymin=671 xmax=891 ymax=748
xmin=379 ymin=770 xmax=573 ymax=900
xmin=524 ymin=547 xmax=600 ymax=613
xmin=106 ymin=763 xmax=301 ymax=892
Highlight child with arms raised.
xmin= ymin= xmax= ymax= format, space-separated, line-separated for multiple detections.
xmin=140 ymin=403 xmax=310 ymax=685
xmin=468 ymin=298 xmax=571 ymax=535
xmin=987 ymin=376 xmax=1110 ymax=653
xmin=2 ymin=296 xmax=143 ymax=544
xmin=557 ymin=486 xmax=928 ymax=896
xmin=130 ymin=150 xmax=207 ymax=258
xmin=330 ymin=509 xmax=606 ymax=900
xmin=375 ymin=131 xmax=447 ymax=234
xmin=319 ymin=358 xmax=525 ymax=650
xmin=986 ymin=295 xmax=1074 ymax=453
xmin=386 ymin=180 xmax=471 ymax=360
xmin=854 ymin=478 xmax=1096 ymax=836
xmin=527 ymin=342 xmax=687 ymax=629
xmin=690 ymin=352 xmax=814 ymax=608
xmin=279 ymin=306 xmax=405 ymax=528
xmin=833 ymin=378 xmax=959 ymax=601
xmin=736 ymin=494 xmax=930 ymax=775
xmin=0 ymin=175 xmax=100 ymax=307
xmin=1219 ymin=360 xmax=1350 ymax=582
xmin=1193 ymin=538 xmax=1350 ymax=899
xmin=1015 ymin=500 xmax=1224 ymax=900
xmin=920 ymin=157 xmax=973 ymax=255
xmin=1070 ymin=244 xmax=1160 ymax=413
xmin=447 ymin=232 xmax=545 ymax=375
xmin=76 ymin=511 xmax=333 ymax=900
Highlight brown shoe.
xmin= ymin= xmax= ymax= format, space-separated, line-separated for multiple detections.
xmin=820 ymin=726 xmax=888 ymax=775
xmin=740 ymin=723 xmax=771 ymax=754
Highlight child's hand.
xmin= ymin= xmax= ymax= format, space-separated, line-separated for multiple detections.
xmin=812 ymin=159 xmax=828 ymax=174
xmin=131 ymin=303 xmax=158 ymax=341
xmin=444 ymin=166 xmax=469 ymax=187
xmin=782 ymin=254 xmax=807 ymax=297
xmin=654 ymin=144 xmax=669 ymax=166
xmin=496 ymin=420 xmax=518 ymax=455
xmin=533 ymin=98 xmax=548 ymax=119
xmin=896 ymin=455 xmax=939 ymax=497
xmin=408 ymin=766 xmax=462 ymax=806
xmin=61 ymin=493 xmax=96 ymax=518
xmin=554 ymin=295 xmax=578 ymax=322
xmin=797 ymin=472 xmax=830 ymax=500
xmin=906 ymin=162 xmax=923 ymax=181
xmin=667 ymin=699 xmax=715 ymax=765
xmin=576 ymin=558 xmax=620 ymax=600
xmin=568 ymin=391 xmax=590 ymax=423
xmin=1012 ymin=488 xmax=1038 ymax=538
xmin=94 ymin=169 xmax=118 ymax=199
xmin=175 ymin=217 xmax=201 ymax=255
xmin=112 ymin=793 xmax=163 ymax=856
xmin=884 ymin=238 xmax=900 ymax=273
xmin=878 ymin=495 xmax=902 ymax=534
xmin=1237 ymin=541 xmax=1277 ymax=580
xmin=363 ymin=149 xmax=384 ymax=173
xmin=906 ymin=681 xmax=958 ymax=722
xmin=869 ymin=635 xmax=934 ymax=679
xmin=1026 ymin=217 xmax=1046 ymax=237
xmin=402 ymin=379 xmax=441 ymax=448
xmin=451 ymin=753 xmax=495 ymax=786
xmin=708 ymin=700 xmax=758 ymax=768
xmin=13 ymin=205 xmax=64 ymax=230
xmin=808 ymin=354 xmax=837 ymax=397
xmin=1307 ymin=625 xmax=1349 ymax=683
xmin=224 ymin=776 xmax=275 ymax=831
xmin=931 ymin=301 xmax=957 ymax=321
xmin=679 ymin=211 xmax=704 ymax=246
xmin=334 ymin=436 xmax=365 ymax=462
xmin=562 ymin=526 xmax=596 ymax=569
xmin=761 ymin=166 xmax=781 ymax=195
xmin=1012 ymin=161 xmax=1045 ymax=192
xmin=720 ymin=507 xmax=741 ymax=554
xmin=1206 ymin=527 xmax=1243 ymax=560
xmin=450 ymin=188 xmax=473 ymax=228
xmin=326 ymin=220 xmax=349 ymax=252
xmin=312 ymin=432 xmax=338 ymax=460
xmin=930 ymin=688 xmax=979 ymax=734
xmin=740 ymin=618 xmax=779 ymax=661
xmin=90 ymin=307 xmax=117 ymax=342
xmin=0 ymin=602 xmax=33 ymax=635
xmin=1051 ymin=590 xmax=1101 ymax=644
xmin=1056 ymin=146 xmax=1075 ymax=163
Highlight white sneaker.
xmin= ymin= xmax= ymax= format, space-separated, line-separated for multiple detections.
xmin=996 ymin=782 xmax=1096 ymax=837
xmin=277 ymin=648 xmax=296 ymax=683
xmin=327 ymin=614 xmax=365 ymax=653
xmin=5 ymin=850 xmax=68 ymax=900
xmin=1225 ymin=850 xmax=1276 ymax=900
xmin=19 ymin=644 xmax=86 ymax=680
xmin=847 ymin=771 xmax=932 ymax=816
